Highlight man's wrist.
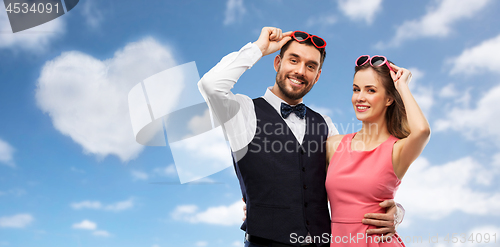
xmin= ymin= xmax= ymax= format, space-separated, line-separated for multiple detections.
xmin=250 ymin=42 xmax=264 ymax=57
xmin=394 ymin=203 xmax=405 ymax=228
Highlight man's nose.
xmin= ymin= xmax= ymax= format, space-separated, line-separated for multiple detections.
xmin=294 ymin=63 xmax=306 ymax=76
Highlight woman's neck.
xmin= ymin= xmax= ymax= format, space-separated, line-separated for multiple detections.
xmin=356 ymin=118 xmax=390 ymax=143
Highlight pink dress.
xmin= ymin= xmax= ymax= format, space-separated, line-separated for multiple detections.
xmin=325 ymin=133 xmax=405 ymax=247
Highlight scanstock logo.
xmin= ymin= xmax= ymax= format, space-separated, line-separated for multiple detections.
xmin=3 ymin=0 xmax=79 ymax=33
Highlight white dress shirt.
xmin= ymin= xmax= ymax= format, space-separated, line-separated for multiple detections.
xmin=198 ymin=42 xmax=338 ymax=152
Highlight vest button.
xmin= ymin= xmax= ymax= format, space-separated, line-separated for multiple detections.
xmin=300 ymin=149 xmax=305 ymax=154
xmin=302 ymin=167 xmax=306 ymax=172
xmin=303 ymin=185 xmax=307 ymax=189
xmin=306 ymin=220 xmax=310 ymax=225
xmin=304 ymin=202 xmax=308 ymax=207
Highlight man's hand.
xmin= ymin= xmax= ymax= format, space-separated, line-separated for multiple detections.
xmin=254 ymin=27 xmax=292 ymax=56
xmin=362 ymin=200 xmax=397 ymax=241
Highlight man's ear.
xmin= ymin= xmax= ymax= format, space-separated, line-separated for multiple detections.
xmin=274 ymin=55 xmax=281 ymax=72
xmin=313 ymin=69 xmax=322 ymax=86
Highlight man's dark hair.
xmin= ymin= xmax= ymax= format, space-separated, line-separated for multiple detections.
xmin=279 ymin=39 xmax=327 ymax=70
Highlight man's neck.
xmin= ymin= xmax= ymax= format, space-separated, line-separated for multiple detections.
xmin=270 ymin=85 xmax=302 ymax=105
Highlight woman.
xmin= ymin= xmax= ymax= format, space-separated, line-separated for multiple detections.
xmin=325 ymin=55 xmax=430 ymax=246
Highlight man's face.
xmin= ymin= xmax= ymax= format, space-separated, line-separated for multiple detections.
xmin=273 ymin=41 xmax=322 ymax=103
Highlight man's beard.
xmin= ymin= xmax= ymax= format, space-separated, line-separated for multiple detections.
xmin=275 ymin=70 xmax=314 ymax=101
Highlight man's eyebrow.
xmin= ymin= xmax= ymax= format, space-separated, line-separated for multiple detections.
xmin=308 ymin=60 xmax=319 ymax=66
xmin=287 ymin=53 xmax=319 ymax=66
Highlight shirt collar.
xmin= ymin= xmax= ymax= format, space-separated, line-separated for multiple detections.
xmin=262 ymin=87 xmax=304 ymax=114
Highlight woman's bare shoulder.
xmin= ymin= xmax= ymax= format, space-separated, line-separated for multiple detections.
xmin=326 ymin=134 xmax=346 ymax=152
xmin=327 ymin=134 xmax=345 ymax=143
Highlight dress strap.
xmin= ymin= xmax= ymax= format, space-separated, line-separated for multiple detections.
xmin=339 ymin=133 xmax=355 ymax=152
xmin=387 ymin=135 xmax=400 ymax=145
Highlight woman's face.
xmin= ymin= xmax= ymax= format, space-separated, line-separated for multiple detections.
xmin=351 ymin=68 xmax=392 ymax=122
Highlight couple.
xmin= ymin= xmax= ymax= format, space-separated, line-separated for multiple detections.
xmin=198 ymin=27 xmax=430 ymax=247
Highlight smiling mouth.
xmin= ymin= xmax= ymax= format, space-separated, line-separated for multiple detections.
xmin=356 ymin=105 xmax=370 ymax=111
xmin=289 ymin=77 xmax=304 ymax=86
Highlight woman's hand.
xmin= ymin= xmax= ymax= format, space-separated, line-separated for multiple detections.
xmin=389 ymin=63 xmax=412 ymax=90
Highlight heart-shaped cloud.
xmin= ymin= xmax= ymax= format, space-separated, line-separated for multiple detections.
xmin=36 ymin=37 xmax=176 ymax=161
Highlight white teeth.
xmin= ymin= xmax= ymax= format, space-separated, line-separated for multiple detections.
xmin=289 ymin=78 xmax=301 ymax=85
xmin=357 ymin=106 xmax=368 ymax=110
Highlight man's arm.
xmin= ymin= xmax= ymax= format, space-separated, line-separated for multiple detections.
xmin=198 ymin=27 xmax=292 ymax=151
xmin=197 ymin=42 xmax=261 ymax=151
xmin=322 ymin=114 xmax=339 ymax=137
xmin=362 ymin=200 xmax=405 ymax=240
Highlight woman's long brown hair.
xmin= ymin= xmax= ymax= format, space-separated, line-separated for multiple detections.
xmin=354 ymin=62 xmax=410 ymax=139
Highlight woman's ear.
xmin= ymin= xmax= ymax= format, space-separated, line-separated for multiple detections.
xmin=386 ymin=97 xmax=394 ymax=106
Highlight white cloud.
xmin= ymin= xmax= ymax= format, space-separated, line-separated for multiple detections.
xmin=72 ymin=220 xmax=111 ymax=237
xmin=153 ymin=164 xmax=177 ymax=177
xmin=395 ymin=156 xmax=500 ymax=220
xmin=0 ymin=214 xmax=33 ymax=228
xmin=0 ymin=138 xmax=15 ymax=167
xmin=407 ymin=68 xmax=433 ymax=116
xmin=306 ymin=14 xmax=337 ymax=28
xmin=195 ymin=241 xmax=208 ymax=247
xmin=103 ymin=198 xmax=134 ymax=211
xmin=337 ymin=0 xmax=383 ymax=25
xmin=92 ymin=230 xmax=111 ymax=237
xmin=439 ymin=83 xmax=458 ymax=98
xmin=170 ymin=126 xmax=233 ymax=183
xmin=36 ymin=37 xmax=177 ymax=162
xmin=72 ymin=219 xmax=97 ymax=230
xmin=308 ymin=104 xmax=333 ymax=117
xmin=434 ymin=83 xmax=500 ymax=146
xmin=172 ymin=200 xmax=245 ymax=226
xmin=71 ymin=200 xmax=102 ymax=210
xmin=71 ymin=198 xmax=134 ymax=212
xmin=232 ymin=241 xmax=244 ymax=247
xmin=0 ymin=4 xmax=64 ymax=51
xmin=438 ymin=83 xmax=471 ymax=109
xmin=131 ymin=170 xmax=149 ymax=181
xmin=70 ymin=167 xmax=86 ymax=173
xmin=173 ymin=205 xmax=198 ymax=215
xmin=378 ymin=0 xmax=492 ymax=48
xmin=186 ymin=109 xmax=213 ymax=138
xmin=80 ymin=0 xmax=104 ymax=28
xmin=449 ymin=34 xmax=500 ymax=75
xmin=224 ymin=0 xmax=246 ymax=25
xmin=7 ymin=188 xmax=25 ymax=196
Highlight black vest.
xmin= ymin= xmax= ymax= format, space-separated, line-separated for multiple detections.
xmin=233 ymin=98 xmax=330 ymax=246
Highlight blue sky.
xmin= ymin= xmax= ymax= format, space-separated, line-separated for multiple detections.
xmin=1 ymin=0 xmax=500 ymax=246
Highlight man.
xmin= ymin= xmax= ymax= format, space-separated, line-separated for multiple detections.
xmin=198 ymin=27 xmax=402 ymax=247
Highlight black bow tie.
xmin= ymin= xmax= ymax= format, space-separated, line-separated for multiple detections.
xmin=280 ymin=102 xmax=306 ymax=119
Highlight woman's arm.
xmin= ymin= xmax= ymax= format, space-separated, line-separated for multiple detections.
xmin=390 ymin=64 xmax=431 ymax=180
xmin=325 ymin=134 xmax=344 ymax=169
